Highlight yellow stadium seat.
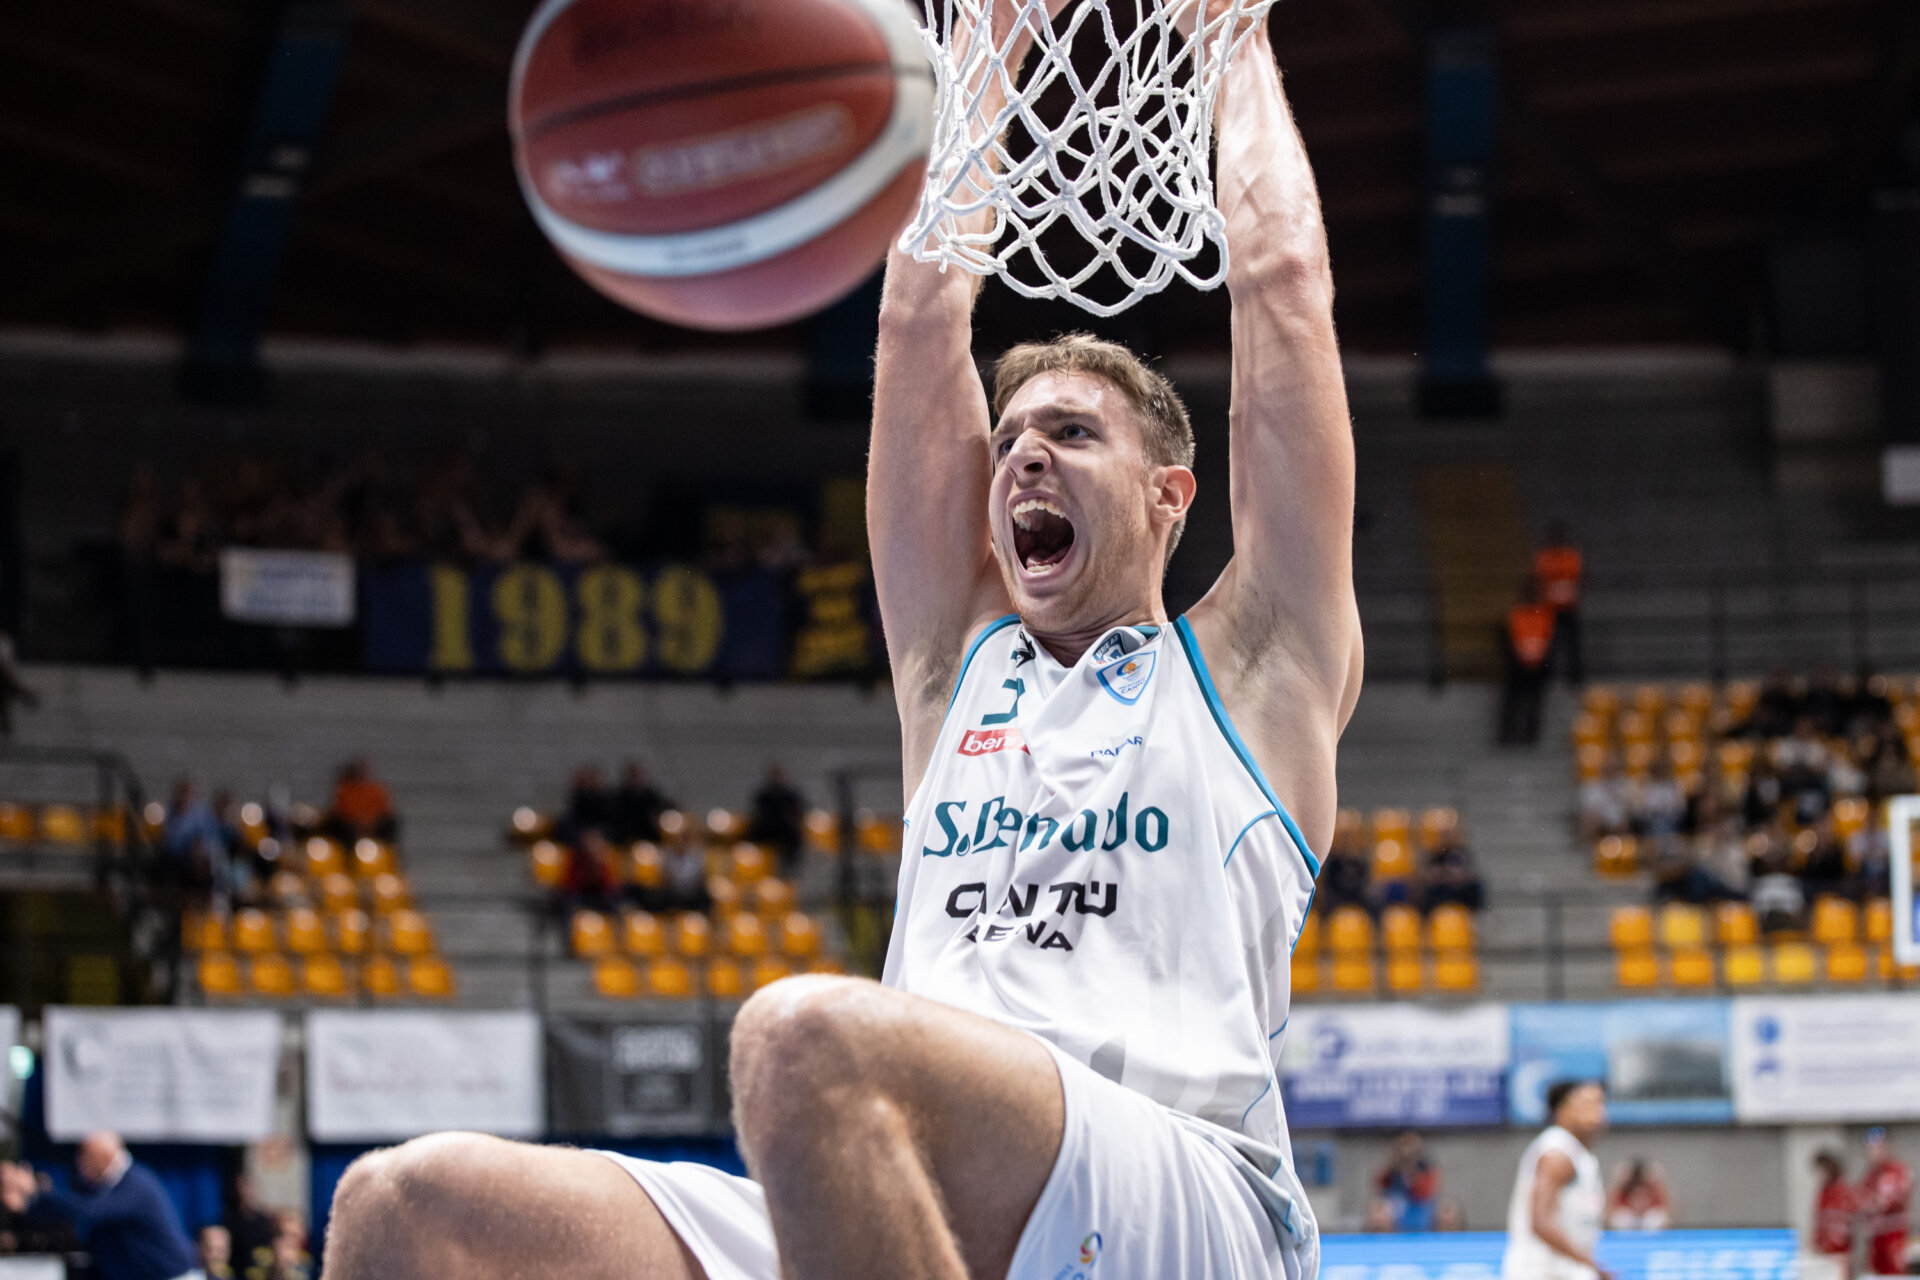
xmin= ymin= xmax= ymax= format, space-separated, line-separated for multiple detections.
xmin=1623 ymin=741 xmax=1656 ymax=780
xmin=304 ymin=836 xmax=345 ymax=877
xmin=1810 ymin=897 xmax=1859 ymax=946
xmin=1669 ymin=740 xmax=1703 ymax=778
xmin=751 ymin=956 xmax=792 ymax=990
xmin=647 ymin=957 xmax=695 ymax=999
xmin=1658 ymin=904 xmax=1706 ymax=950
xmin=1595 ymin=835 xmax=1638 ymax=877
xmin=182 ymin=912 xmax=225 ymax=952
xmin=1670 ymin=949 xmax=1715 ymax=988
xmin=509 ymin=806 xmax=552 ymax=841
xmin=1631 ymin=684 xmax=1666 ymax=718
xmin=40 ymin=805 xmax=86 ymax=845
xmin=332 ymin=908 xmax=370 ymax=956
xmin=571 ymin=909 xmax=615 ymax=958
xmin=1618 ymin=711 xmax=1655 ymax=746
xmin=753 ymin=877 xmax=796 ymax=918
xmin=1372 ymin=839 xmax=1414 ymax=882
xmin=530 ymin=840 xmax=567 ymax=888
xmin=1677 ymin=682 xmax=1713 ymax=715
xmin=706 ymin=875 xmax=742 ymax=919
xmin=353 ymin=838 xmax=397 ymax=878
xmin=856 ymin=812 xmax=901 ymax=854
xmin=1571 ymin=713 xmax=1608 ymax=747
xmin=363 ymin=954 xmax=401 ymax=998
xmin=725 ymin=912 xmax=768 ymax=958
xmin=284 ymin=907 xmax=327 ymax=955
xmin=630 ymin=842 xmax=664 ymax=889
xmin=198 ymin=951 xmax=241 ymax=996
xmin=1385 ymin=953 xmax=1424 ymax=993
xmin=708 ymin=809 xmax=746 ymax=840
xmin=1290 ymin=950 xmax=1321 ymax=995
xmin=94 ymin=806 xmax=130 ymax=848
xmin=1715 ymin=902 xmax=1758 ymax=947
xmin=232 ymin=907 xmax=277 ymax=954
xmin=1876 ymin=946 xmax=1920 ymax=983
xmin=1428 ymin=904 xmax=1476 ymax=952
xmin=779 ymin=912 xmax=821 ymax=959
xmin=1417 ymin=807 xmax=1459 ymax=849
xmin=407 ymin=956 xmax=456 ymax=998
xmin=0 ymin=804 xmax=34 ymax=842
xmin=1335 ymin=808 xmax=1364 ymax=841
xmin=707 ymin=958 xmax=744 ymax=998
xmin=730 ymin=843 xmax=771 ymax=884
xmin=1772 ymin=941 xmax=1817 ymax=985
xmin=303 ymin=954 xmax=350 ymax=998
xmin=1327 ymin=906 xmax=1374 ymax=955
xmin=1832 ymin=798 xmax=1869 ymax=839
xmin=1609 ymin=906 xmax=1653 ymax=951
xmin=318 ymin=872 xmax=358 ymax=913
xmin=1825 ymin=943 xmax=1869 ymax=984
xmin=673 ymin=913 xmax=712 ymax=959
xmin=593 ymin=956 xmax=640 ymax=999
xmin=266 ymin=870 xmax=308 ymax=906
xmin=1663 ymin=711 xmax=1701 ymax=744
xmin=369 ymin=872 xmax=411 ymax=913
xmin=1330 ymin=954 xmax=1376 ymax=994
xmin=1716 ymin=739 xmax=1755 ymax=776
xmin=807 ymin=956 xmax=847 ymax=976
xmin=1576 ymin=744 xmax=1607 ymax=782
xmin=1381 ymin=905 xmax=1421 ymax=954
xmin=249 ymin=953 xmax=296 ymax=997
xmin=1614 ymin=949 xmax=1660 ymax=988
xmin=1581 ymin=685 xmax=1620 ymax=719
xmin=1866 ymin=897 xmax=1893 ymax=944
xmin=386 ymin=909 xmax=434 ymax=957
xmin=1724 ymin=945 xmax=1766 ymax=987
xmin=1294 ymin=911 xmax=1320 ymax=956
xmin=1433 ymin=951 xmax=1479 ymax=992
xmin=803 ymin=809 xmax=838 ymax=851
xmin=1370 ymin=808 xmax=1410 ymax=844
xmin=622 ymin=911 xmax=666 ymax=957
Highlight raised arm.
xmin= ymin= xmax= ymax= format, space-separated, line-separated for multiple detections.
xmin=869 ymin=0 xmax=1065 ymax=791
xmin=1185 ymin=18 xmax=1362 ymax=851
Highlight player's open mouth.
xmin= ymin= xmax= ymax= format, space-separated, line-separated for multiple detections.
xmin=1012 ymin=497 xmax=1076 ymax=575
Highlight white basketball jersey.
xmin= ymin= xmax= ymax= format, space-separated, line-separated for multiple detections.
xmin=883 ymin=614 xmax=1320 ymax=1219
xmin=1502 ymin=1126 xmax=1604 ymax=1280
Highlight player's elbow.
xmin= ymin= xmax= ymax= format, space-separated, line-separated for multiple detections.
xmin=1229 ymin=247 xmax=1335 ymax=330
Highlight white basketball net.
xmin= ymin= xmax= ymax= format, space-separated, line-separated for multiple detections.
xmin=900 ymin=0 xmax=1277 ymax=316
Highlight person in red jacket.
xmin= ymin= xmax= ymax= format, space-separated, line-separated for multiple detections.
xmin=1862 ymin=1128 xmax=1912 ymax=1278
xmin=1500 ymin=579 xmax=1557 ymax=745
xmin=1813 ymin=1150 xmax=1858 ymax=1277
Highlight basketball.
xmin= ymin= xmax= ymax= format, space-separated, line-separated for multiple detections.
xmin=510 ymin=0 xmax=933 ymax=331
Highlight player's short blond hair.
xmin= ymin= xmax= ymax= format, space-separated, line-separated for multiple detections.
xmin=990 ymin=334 xmax=1195 ymax=562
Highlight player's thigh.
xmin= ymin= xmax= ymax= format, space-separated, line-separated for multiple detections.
xmin=732 ymin=977 xmax=1063 ymax=1271
xmin=324 ymin=1131 xmax=704 ymax=1280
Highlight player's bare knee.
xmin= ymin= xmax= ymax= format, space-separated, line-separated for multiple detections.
xmin=321 ymin=1134 xmax=497 ymax=1279
xmin=732 ymin=976 xmax=891 ymax=1139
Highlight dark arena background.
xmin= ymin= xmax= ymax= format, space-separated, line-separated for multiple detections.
xmin=1 ymin=1 xmax=1920 ymax=1278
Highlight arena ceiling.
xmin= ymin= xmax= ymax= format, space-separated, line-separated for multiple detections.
xmin=1 ymin=0 xmax=1915 ymax=358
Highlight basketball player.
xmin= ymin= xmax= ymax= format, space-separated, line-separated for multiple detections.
xmin=319 ymin=3 xmax=1356 ymax=1278
xmin=1503 ymin=1080 xmax=1610 ymax=1280
xmin=1861 ymin=1127 xmax=1912 ymax=1279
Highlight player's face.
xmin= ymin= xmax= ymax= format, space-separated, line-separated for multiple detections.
xmin=987 ymin=372 xmax=1170 ymax=633
xmin=1558 ymin=1084 xmax=1608 ymax=1138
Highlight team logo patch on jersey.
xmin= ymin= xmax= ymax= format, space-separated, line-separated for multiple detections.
xmin=1095 ymin=651 xmax=1155 ymax=705
xmin=959 ymin=726 xmax=1026 ymax=756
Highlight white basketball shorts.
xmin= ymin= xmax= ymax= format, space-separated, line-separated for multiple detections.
xmin=598 ymin=1036 xmax=1293 ymax=1280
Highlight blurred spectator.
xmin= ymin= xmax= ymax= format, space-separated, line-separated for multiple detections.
xmin=1751 ymin=847 xmax=1808 ymax=935
xmin=1690 ymin=797 xmax=1751 ymax=899
xmin=1850 ymin=669 xmax=1896 ymax=737
xmin=1319 ymin=835 xmax=1374 ymax=915
xmin=562 ymin=766 xmax=614 ymax=842
xmin=1747 ymin=669 xmax=1804 ymax=740
xmin=1373 ymin=1131 xmax=1441 ymax=1231
xmin=1811 ymin=1150 xmax=1857 ymax=1275
xmin=559 ymin=829 xmax=621 ymax=917
xmin=0 ymin=1132 xmax=198 ymax=1280
xmin=243 ymin=1211 xmax=312 ymax=1280
xmin=156 ymin=479 xmax=219 ymax=572
xmin=1362 ymin=1196 xmax=1397 ymax=1233
xmin=1861 ymin=1127 xmax=1912 ymax=1280
xmin=1533 ymin=521 xmax=1583 ymax=685
xmin=1631 ymin=759 xmax=1687 ymax=839
xmin=1499 ymin=581 xmax=1555 ymax=745
xmin=613 ymin=762 xmax=671 ymax=843
xmin=160 ymin=778 xmax=227 ymax=897
xmin=1650 ymin=836 xmax=1738 ymax=905
xmin=328 ymin=758 xmax=397 ymax=843
xmin=1605 ymin=1160 xmax=1673 ymax=1230
xmin=1419 ymin=833 xmax=1485 ymax=913
xmin=0 ymin=633 xmax=40 ymax=737
xmin=1579 ymin=755 xmax=1633 ymax=842
xmin=1776 ymin=718 xmax=1832 ymax=826
xmin=1743 ymin=757 xmax=1784 ymax=830
xmin=747 ymin=762 xmax=807 ymax=875
xmin=228 ymin=1174 xmax=278 ymax=1272
xmin=1805 ymin=668 xmax=1848 ymax=738
xmin=657 ymin=833 xmax=713 ymax=915
xmin=1801 ymin=820 xmax=1853 ymax=901
xmin=200 ymin=1223 xmax=236 ymax=1279
xmin=1432 ymin=1198 xmax=1466 ymax=1232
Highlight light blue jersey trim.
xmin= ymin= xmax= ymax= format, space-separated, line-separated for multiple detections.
xmin=1239 ymin=1074 xmax=1274 ymax=1130
xmin=945 ymin=614 xmax=1021 ymax=717
xmin=1172 ymin=616 xmax=1322 ymax=879
xmin=1224 ymin=810 xmax=1280 ymax=870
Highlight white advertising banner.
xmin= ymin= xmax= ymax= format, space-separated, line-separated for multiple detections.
xmin=1730 ymin=994 xmax=1920 ymax=1123
xmin=219 ymin=548 xmax=356 ymax=626
xmin=307 ymin=1011 xmax=543 ymax=1142
xmin=43 ymin=1007 xmax=281 ymax=1142
xmin=0 ymin=1005 xmax=17 ymax=1054
xmin=1279 ymin=1003 xmax=1510 ymax=1127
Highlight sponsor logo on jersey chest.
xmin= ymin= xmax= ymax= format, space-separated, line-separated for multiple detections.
xmin=959 ymin=726 xmax=1026 ymax=756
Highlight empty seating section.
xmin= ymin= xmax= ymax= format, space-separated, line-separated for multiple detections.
xmin=1579 ymin=675 xmax=1919 ymax=992
xmin=514 ymin=803 xmax=852 ymax=1001
xmin=181 ymin=809 xmax=453 ymax=1002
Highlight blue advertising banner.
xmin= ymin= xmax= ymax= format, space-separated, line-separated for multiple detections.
xmin=1319 ymin=1229 xmax=1800 ymax=1280
xmin=1509 ymin=999 xmax=1733 ymax=1126
xmin=1281 ymin=1004 xmax=1509 ymax=1129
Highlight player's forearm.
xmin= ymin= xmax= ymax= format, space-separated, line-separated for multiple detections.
xmin=1215 ymin=26 xmax=1332 ymax=312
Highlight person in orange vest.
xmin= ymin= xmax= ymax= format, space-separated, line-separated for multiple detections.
xmin=1534 ymin=521 xmax=1584 ymax=685
xmin=1861 ymin=1127 xmax=1912 ymax=1278
xmin=1812 ymin=1150 xmax=1858 ymax=1278
xmin=1501 ymin=578 xmax=1557 ymax=744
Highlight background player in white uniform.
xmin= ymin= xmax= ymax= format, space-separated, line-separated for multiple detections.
xmin=317 ymin=1 xmax=1358 ymax=1278
xmin=1504 ymin=1080 xmax=1611 ymax=1280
